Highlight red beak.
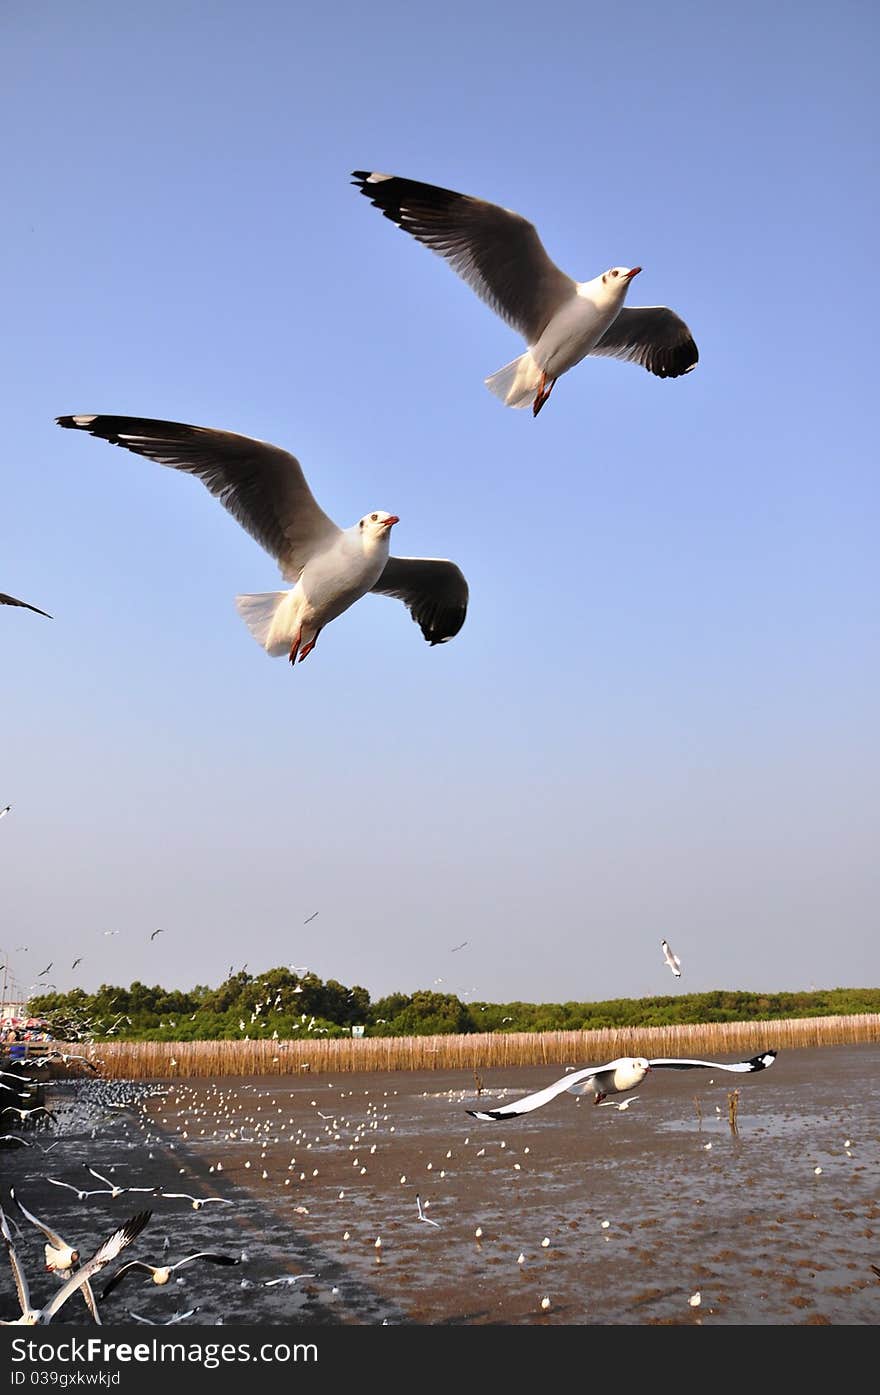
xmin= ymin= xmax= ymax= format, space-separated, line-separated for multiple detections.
xmin=626 ymin=266 xmax=642 ymax=280
xmin=383 ymin=515 xmax=400 ymax=527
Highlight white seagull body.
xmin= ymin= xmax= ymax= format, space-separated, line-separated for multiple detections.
xmin=353 ymin=172 xmax=698 ymax=416
xmin=661 ymin=939 xmax=682 ymax=977
xmin=57 ymin=415 xmax=468 ymax=663
xmin=467 ymin=1051 xmax=777 ymax=1119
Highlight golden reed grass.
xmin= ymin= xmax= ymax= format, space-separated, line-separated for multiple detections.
xmin=51 ymin=1013 xmax=880 ymax=1080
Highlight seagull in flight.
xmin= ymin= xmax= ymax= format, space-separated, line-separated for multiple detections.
xmin=661 ymin=939 xmax=682 ymax=978
xmin=2 ymin=1105 xmax=56 ymax=1125
xmin=416 ymin=1194 xmax=440 ymax=1228
xmin=353 ymin=172 xmax=698 ymax=416
xmin=0 ymin=1206 xmax=150 ymax=1325
xmin=467 ymin=1051 xmax=778 ymax=1118
xmin=154 ymin=1192 xmax=234 ymax=1211
xmin=71 ymin=957 xmax=83 ymax=970
xmin=128 ymin=1308 xmax=200 ymax=1324
xmin=150 ymin=929 xmax=165 ymax=941
xmin=101 ymin=1250 xmax=239 ymax=1298
xmin=0 ymin=806 xmax=10 ymax=819
xmin=57 ymin=415 xmax=469 ymax=664
xmin=1 ymin=593 xmax=52 ymax=619
xmin=303 ymin=912 xmax=319 ymax=924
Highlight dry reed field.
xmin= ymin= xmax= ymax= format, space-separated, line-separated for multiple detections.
xmin=51 ymin=1012 xmax=880 ymax=1078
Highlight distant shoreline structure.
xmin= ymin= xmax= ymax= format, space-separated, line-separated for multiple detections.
xmin=43 ymin=1013 xmax=880 ymax=1080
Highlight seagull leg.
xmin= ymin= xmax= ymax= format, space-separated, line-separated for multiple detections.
xmin=593 ymin=1091 xmax=607 ymax=1105
xmin=298 ymin=628 xmax=322 ymax=662
xmin=288 ymin=633 xmax=301 ymax=666
xmin=532 ymin=375 xmax=556 ymax=417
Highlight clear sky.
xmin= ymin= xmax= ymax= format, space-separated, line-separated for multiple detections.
xmin=1 ymin=1 xmax=876 ymax=1009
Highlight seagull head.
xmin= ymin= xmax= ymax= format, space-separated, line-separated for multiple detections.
xmin=357 ymin=511 xmax=400 ymax=549
xmin=610 ymin=1057 xmax=651 ymax=1093
xmin=601 ymin=266 xmax=641 ymax=293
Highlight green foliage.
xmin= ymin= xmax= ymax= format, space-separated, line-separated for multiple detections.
xmin=26 ymin=975 xmax=880 ymax=1044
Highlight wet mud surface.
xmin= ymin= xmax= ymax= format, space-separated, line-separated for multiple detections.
xmin=1 ymin=1043 xmax=878 ymax=1325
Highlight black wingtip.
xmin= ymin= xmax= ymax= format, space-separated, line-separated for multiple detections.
xmin=123 ymin=1210 xmax=152 ymax=1242
xmin=749 ymin=1050 xmax=777 ymax=1071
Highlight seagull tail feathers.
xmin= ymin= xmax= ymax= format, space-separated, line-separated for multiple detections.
xmin=484 ymin=352 xmax=543 ymax=409
xmin=234 ymin=592 xmax=296 ymax=657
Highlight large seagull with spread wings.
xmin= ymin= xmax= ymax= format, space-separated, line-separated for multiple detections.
xmin=57 ymin=415 xmax=468 ymax=665
xmin=353 ymin=171 xmax=698 ymax=416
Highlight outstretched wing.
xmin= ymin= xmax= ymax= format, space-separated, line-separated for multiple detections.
xmin=12 ymin=1192 xmax=66 ymax=1251
xmin=174 ymin=1252 xmax=240 ymax=1272
xmin=352 ymin=172 xmax=576 ymax=343
xmin=0 ymin=1205 xmax=32 ymax=1317
xmin=42 ymin=1212 xmax=151 ymax=1321
xmin=467 ymin=1062 xmax=612 ymax=1120
xmin=0 ymin=593 xmax=52 ymax=619
xmin=371 ymin=557 xmax=468 ymax=645
xmin=648 ymin=1051 xmax=777 ymax=1072
xmin=100 ymin=1260 xmax=153 ymax=1300
xmin=590 ymin=306 xmax=699 ymax=378
xmin=56 ymin=416 xmax=341 ymax=583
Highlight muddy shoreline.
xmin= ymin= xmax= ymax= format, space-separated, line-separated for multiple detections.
xmin=1 ymin=1043 xmax=878 ymax=1325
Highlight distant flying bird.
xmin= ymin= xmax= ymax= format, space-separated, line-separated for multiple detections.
xmin=57 ymin=415 xmax=469 ymax=663
xmin=101 ymin=1251 xmax=239 ymax=1299
xmin=46 ymin=1180 xmax=107 ymax=1202
xmin=150 ymin=929 xmax=165 ymax=941
xmin=0 ymin=592 xmax=52 ymax=619
xmin=71 ymin=957 xmax=83 ymax=970
xmin=467 ymin=1051 xmax=778 ymax=1118
xmin=0 ymin=806 xmax=10 ymax=819
xmin=102 ymin=930 xmax=119 ymax=936
xmin=450 ymin=941 xmax=468 ymax=952
xmin=352 ymin=172 xmax=698 ymax=416
xmin=0 ymin=1206 xmax=150 ymax=1326
xmin=84 ymin=1166 xmax=156 ymax=1199
xmin=661 ymin=940 xmax=682 ymax=978
xmin=128 ymin=1309 xmax=200 ymax=1325
xmin=416 ymin=1194 xmax=440 ymax=1228
xmin=303 ymin=912 xmax=319 ymax=924
xmin=1 ymin=1105 xmax=56 ymax=1125
xmin=36 ymin=962 xmax=53 ymax=978
xmin=597 ymin=1095 xmax=640 ymax=1111
xmin=154 ymin=1193 xmax=234 ymax=1211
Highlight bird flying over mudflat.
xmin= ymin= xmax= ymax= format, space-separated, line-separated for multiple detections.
xmin=467 ymin=1051 xmax=777 ymax=1118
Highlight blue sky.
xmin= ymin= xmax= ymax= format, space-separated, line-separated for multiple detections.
xmin=1 ymin=1 xmax=877 ymax=1008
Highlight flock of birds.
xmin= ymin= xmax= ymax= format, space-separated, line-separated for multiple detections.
xmin=7 ymin=170 xmax=698 ymax=667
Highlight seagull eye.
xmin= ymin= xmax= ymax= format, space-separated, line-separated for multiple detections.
xmin=611 ymin=269 xmax=619 ymax=278
xmin=370 ymin=513 xmax=378 ymax=522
